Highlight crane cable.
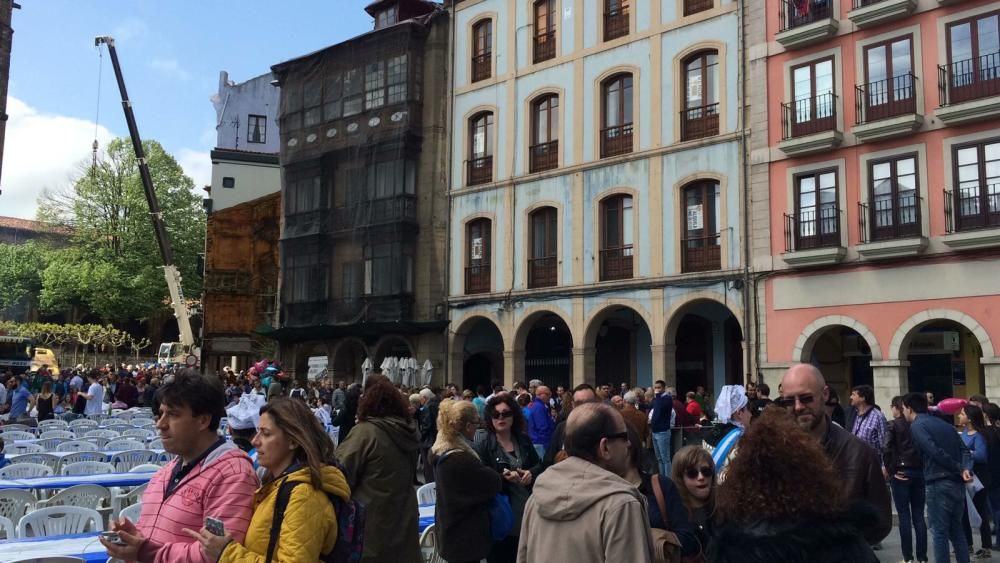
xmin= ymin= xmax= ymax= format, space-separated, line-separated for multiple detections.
xmin=91 ymin=45 xmax=104 ymax=170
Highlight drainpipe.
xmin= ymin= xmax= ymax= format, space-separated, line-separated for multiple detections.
xmin=444 ymin=1 xmax=457 ymax=387
xmin=737 ymin=0 xmax=754 ymax=383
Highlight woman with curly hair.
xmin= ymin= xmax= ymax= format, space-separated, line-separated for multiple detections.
xmin=337 ymin=374 xmax=421 ymax=563
xmin=710 ymin=408 xmax=878 ymax=563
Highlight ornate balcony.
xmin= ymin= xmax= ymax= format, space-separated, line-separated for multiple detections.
xmin=847 ymin=0 xmax=916 ymax=28
xmin=680 ymin=103 xmax=720 ymax=141
xmin=782 ymin=208 xmax=846 ymax=266
xmin=604 ymin=8 xmax=629 ymax=41
xmin=533 ymin=31 xmax=556 ymax=64
xmin=600 ymin=123 xmax=633 ymax=158
xmin=465 ymin=264 xmax=491 ymax=294
xmin=472 ymin=52 xmax=492 ymax=83
xmin=775 ymin=0 xmax=838 ymax=49
xmin=936 ymin=54 xmax=1000 ymax=125
xmin=857 ymin=197 xmax=927 ymax=259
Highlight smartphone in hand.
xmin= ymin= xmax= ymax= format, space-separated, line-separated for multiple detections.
xmin=205 ymin=517 xmax=225 ymax=537
xmin=100 ymin=531 xmax=127 ymax=546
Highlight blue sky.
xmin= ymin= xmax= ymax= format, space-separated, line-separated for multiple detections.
xmin=3 ymin=0 xmax=376 ymax=218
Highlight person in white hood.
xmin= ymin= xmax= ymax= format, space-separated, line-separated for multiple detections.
xmin=517 ymin=402 xmax=654 ymax=563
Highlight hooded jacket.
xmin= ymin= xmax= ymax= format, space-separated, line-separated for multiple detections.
xmin=517 ymin=456 xmax=653 ymax=563
xmin=337 ymin=415 xmax=421 ymax=563
xmin=137 ymin=442 xmax=258 ymax=563
xmin=220 ymin=465 xmax=351 ymax=563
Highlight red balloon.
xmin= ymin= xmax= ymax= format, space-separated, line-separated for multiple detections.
xmin=937 ymin=397 xmax=967 ymax=415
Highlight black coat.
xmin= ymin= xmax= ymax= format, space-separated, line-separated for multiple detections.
xmin=709 ymin=502 xmax=880 ymax=563
xmin=474 ymin=431 xmax=541 ymax=537
xmin=432 ymin=448 xmax=502 ymax=562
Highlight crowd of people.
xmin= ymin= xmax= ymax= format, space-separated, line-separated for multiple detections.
xmin=3 ymin=359 xmax=998 ymax=563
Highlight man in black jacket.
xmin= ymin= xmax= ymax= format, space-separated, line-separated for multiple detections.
xmin=884 ymin=395 xmax=927 ymax=563
xmin=779 ymin=364 xmax=892 ymax=546
xmin=418 ymin=388 xmax=440 ymax=483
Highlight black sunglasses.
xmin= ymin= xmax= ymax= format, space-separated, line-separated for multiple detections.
xmin=492 ymin=410 xmax=514 ymax=420
xmin=685 ymin=466 xmax=714 ymax=480
xmin=775 ymin=394 xmax=815 ymax=409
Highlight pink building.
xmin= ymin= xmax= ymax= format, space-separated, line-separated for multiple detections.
xmin=750 ymin=0 xmax=1000 ymax=407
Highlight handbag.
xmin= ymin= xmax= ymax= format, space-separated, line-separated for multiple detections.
xmin=650 ymin=474 xmax=706 ymax=563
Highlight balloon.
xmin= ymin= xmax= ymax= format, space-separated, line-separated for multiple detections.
xmin=937 ymin=397 xmax=967 ymax=415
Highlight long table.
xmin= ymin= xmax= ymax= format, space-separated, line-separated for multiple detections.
xmin=0 ymin=471 xmax=157 ymax=490
xmin=8 ymin=449 xmax=166 ymax=461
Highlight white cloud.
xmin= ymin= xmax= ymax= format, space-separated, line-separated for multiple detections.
xmin=176 ymin=148 xmax=212 ymax=190
xmin=1 ymin=96 xmax=116 ymax=220
xmin=149 ymin=58 xmax=192 ymax=81
xmin=112 ymin=18 xmax=150 ymax=43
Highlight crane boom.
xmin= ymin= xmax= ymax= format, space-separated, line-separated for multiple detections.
xmin=94 ymin=35 xmax=196 ymax=354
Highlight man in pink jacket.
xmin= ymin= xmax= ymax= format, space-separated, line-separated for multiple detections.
xmin=102 ymin=370 xmax=258 ymax=562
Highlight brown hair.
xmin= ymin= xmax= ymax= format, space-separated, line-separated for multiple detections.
xmin=358 ymin=374 xmax=412 ymax=422
xmin=259 ymin=397 xmax=338 ymax=491
xmin=671 ymin=445 xmax=717 ymax=520
xmin=715 ymin=408 xmax=845 ymax=523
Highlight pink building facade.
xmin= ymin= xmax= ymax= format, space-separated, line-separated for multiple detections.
xmin=751 ymin=0 xmax=1000 ymax=408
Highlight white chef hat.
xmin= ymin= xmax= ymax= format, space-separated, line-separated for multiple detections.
xmin=715 ymin=385 xmax=749 ymax=424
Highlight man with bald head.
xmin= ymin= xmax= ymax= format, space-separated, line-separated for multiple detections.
xmin=780 ymin=364 xmax=891 ymax=546
xmin=527 ymin=384 xmax=556 ymax=457
xmin=517 ymin=403 xmax=653 ymax=563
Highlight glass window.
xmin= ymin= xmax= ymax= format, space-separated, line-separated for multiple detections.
xmin=323 ymin=74 xmax=343 ymax=121
xmin=685 ymin=52 xmax=719 ymax=110
xmin=603 ymin=74 xmax=633 ymax=128
xmin=247 ymin=114 xmax=267 ymax=144
xmin=791 ymin=58 xmax=834 ymax=124
xmin=343 ymin=68 xmax=363 ymax=116
xmin=365 ymin=61 xmax=386 ymax=110
xmin=532 ymin=95 xmax=559 ymax=145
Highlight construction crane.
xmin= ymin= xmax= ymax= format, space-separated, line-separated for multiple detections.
xmin=94 ymin=35 xmax=198 ymax=368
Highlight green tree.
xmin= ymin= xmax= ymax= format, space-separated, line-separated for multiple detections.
xmin=37 ymin=138 xmax=205 ymax=323
xmin=0 ymin=241 xmax=47 ymax=319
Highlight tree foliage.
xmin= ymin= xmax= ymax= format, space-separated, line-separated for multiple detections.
xmin=0 ymin=320 xmax=153 ymax=364
xmin=0 ymin=242 xmax=45 ymax=318
xmin=35 ymin=138 xmax=205 ymax=323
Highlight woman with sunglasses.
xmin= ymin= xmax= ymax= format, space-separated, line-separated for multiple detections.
xmin=474 ymin=394 xmax=541 ymax=563
xmin=671 ymin=446 xmax=716 ymax=557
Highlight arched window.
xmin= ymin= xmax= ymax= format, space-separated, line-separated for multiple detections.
xmin=529 ymin=207 xmax=558 ymax=288
xmin=472 ymin=20 xmax=493 ymax=82
xmin=600 ymin=195 xmax=633 ymax=280
xmin=600 ymin=74 xmax=633 ymax=158
xmin=681 ymin=51 xmax=719 ymax=141
xmin=534 ymin=0 xmax=557 ymax=63
xmin=530 ymin=95 xmax=559 ymax=173
xmin=604 ymin=0 xmax=629 ymax=41
xmin=466 ymin=219 xmax=492 ymax=294
xmin=681 ymin=181 xmax=721 ymax=272
xmin=468 ymin=111 xmax=494 ymax=186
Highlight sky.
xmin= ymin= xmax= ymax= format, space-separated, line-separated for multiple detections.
xmin=1 ymin=0 xmax=376 ymax=219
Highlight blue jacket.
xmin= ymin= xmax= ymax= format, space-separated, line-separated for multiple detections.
xmin=527 ymin=397 xmax=555 ymax=446
xmin=910 ymin=413 xmax=971 ymax=484
xmin=650 ymin=393 xmax=674 ymax=433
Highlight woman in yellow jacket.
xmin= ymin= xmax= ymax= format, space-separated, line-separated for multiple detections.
xmin=184 ymin=397 xmax=351 ymax=562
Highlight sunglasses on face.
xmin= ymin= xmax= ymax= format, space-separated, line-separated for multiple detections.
xmin=775 ymin=394 xmax=815 ymax=409
xmin=685 ymin=466 xmax=714 ymax=480
xmin=492 ymin=410 xmax=514 ymax=420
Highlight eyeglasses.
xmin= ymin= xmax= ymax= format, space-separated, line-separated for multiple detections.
xmin=603 ymin=431 xmax=629 ymax=443
xmin=684 ymin=466 xmax=714 ymax=480
xmin=775 ymin=394 xmax=815 ymax=409
xmin=492 ymin=410 xmax=514 ymax=420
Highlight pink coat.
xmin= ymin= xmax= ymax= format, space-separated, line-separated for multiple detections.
xmin=137 ymin=442 xmax=258 ymax=563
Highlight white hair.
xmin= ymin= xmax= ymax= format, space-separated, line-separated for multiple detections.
xmin=529 ymin=379 xmax=543 ymax=388
xmin=623 ymin=391 xmax=639 ymax=405
xmin=419 ymin=388 xmax=435 ymax=401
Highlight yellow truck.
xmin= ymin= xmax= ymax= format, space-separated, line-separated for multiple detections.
xmin=31 ymin=347 xmax=61 ymax=376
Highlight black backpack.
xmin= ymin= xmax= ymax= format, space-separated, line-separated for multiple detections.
xmin=265 ymin=478 xmax=366 ymax=563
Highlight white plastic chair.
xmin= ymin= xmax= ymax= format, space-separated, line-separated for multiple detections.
xmin=61 ymin=461 xmax=115 ymax=476
xmin=148 ymin=438 xmax=163 ymax=450
xmin=0 ymin=430 xmax=36 ymax=441
xmin=128 ymin=464 xmax=161 ymax=473
xmin=119 ymin=502 xmax=142 ymax=525
xmin=416 ymin=482 xmax=437 ymax=505
xmin=105 ymin=439 xmax=144 ymax=452
xmin=69 ymin=419 xmax=98 ymax=431
xmin=37 ymin=437 xmax=68 ymax=450
xmin=38 ymin=419 xmax=70 ymax=430
xmin=56 ymin=440 xmax=99 ymax=452
xmin=58 ymin=451 xmax=108 ymax=469
xmin=419 ymin=523 xmax=442 ymax=563
xmin=85 ymin=429 xmax=120 ymax=439
xmin=130 ymin=418 xmax=154 ymax=427
xmin=0 ymin=513 xmax=14 ymax=540
xmin=82 ymin=436 xmax=109 ymax=449
xmin=123 ymin=428 xmax=156 ymax=441
xmin=39 ymin=430 xmax=76 ymax=440
xmin=111 ymin=482 xmax=147 ymax=518
xmin=2 ymin=424 xmax=31 ymax=432
xmin=0 ymin=489 xmax=35 ymax=524
xmin=0 ymin=462 xmax=53 ymax=479
xmin=10 ymin=452 xmax=61 ymax=473
xmin=17 ymin=505 xmax=104 ymax=537
xmin=85 ymin=414 xmax=107 ymax=422
xmin=110 ymin=450 xmax=160 ymax=472
xmin=36 ymin=485 xmax=113 ymax=525
xmin=6 ymin=442 xmax=44 ymax=454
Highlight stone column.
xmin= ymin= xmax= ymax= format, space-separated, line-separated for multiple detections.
xmin=662 ymin=344 xmax=677 ymax=388
xmin=871 ymin=360 xmax=910 ymax=415
xmin=503 ymin=350 xmax=516 ymax=389
xmin=573 ymin=347 xmax=596 ymax=387
xmin=447 ymin=351 xmax=464 ymax=390
xmin=650 ymin=345 xmax=666 ymax=386
xmin=982 ymin=358 xmax=1000 ymax=402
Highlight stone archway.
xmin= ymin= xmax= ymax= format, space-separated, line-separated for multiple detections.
xmin=582 ymin=303 xmax=655 ymax=389
xmin=663 ymin=296 xmax=744 ymax=396
xmin=513 ymin=308 xmax=574 ymax=391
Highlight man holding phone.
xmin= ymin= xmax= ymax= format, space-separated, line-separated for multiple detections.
xmin=101 ymin=370 xmax=258 ymax=562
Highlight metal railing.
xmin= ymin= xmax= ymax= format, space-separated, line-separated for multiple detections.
xmin=938 ymin=53 xmax=1000 ymax=106
xmin=331 ymin=195 xmax=417 ymax=231
xmin=599 ymin=245 xmax=633 ymax=280
xmin=779 ymin=0 xmax=832 ymax=32
xmin=784 ymin=207 xmax=841 ymax=251
xmin=604 ymin=8 xmax=629 ymax=41
xmin=781 ymin=93 xmax=837 ymax=139
xmin=855 ymin=73 xmax=917 ymax=124
xmin=681 ymin=235 xmax=721 ymax=273
xmin=467 ymin=156 xmax=493 ymax=186
xmin=684 ymin=0 xmax=714 ymax=16
xmin=858 ymin=195 xmax=921 ymax=243
xmin=681 ymin=103 xmax=720 ymax=141
xmin=472 ymin=52 xmax=492 ymax=82
xmin=529 ymin=140 xmax=559 ymax=173
xmin=944 ymin=186 xmax=1000 ymax=233
xmin=528 ymin=256 xmax=558 ymax=288
xmin=600 ymin=123 xmax=634 ymax=158
xmin=465 ymin=264 xmax=491 ymax=294
xmin=533 ymin=31 xmax=556 ymax=64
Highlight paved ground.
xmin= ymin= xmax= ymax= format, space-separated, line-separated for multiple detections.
xmin=877 ymin=522 xmax=996 ymax=562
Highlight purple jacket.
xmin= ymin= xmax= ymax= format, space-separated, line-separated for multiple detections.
xmin=527 ymin=398 xmax=555 ymax=446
